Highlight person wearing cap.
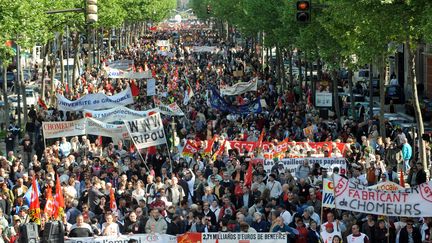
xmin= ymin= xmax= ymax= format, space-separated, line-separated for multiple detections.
xmin=3 ymin=215 xmax=20 ymax=243
xmin=320 ymin=222 xmax=342 ymax=243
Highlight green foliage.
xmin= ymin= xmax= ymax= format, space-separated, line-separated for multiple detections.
xmin=98 ymin=0 xmax=127 ymax=28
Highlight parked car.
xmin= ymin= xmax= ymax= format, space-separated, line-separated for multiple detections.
xmin=0 ymin=71 xmax=15 ymax=88
xmin=385 ymin=85 xmax=404 ymax=104
xmin=405 ymin=98 xmax=432 ymax=122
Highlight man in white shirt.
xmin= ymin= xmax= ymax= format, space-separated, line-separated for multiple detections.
xmin=320 ymin=222 xmax=342 ymax=243
xmin=277 ymin=205 xmax=292 ymax=225
xmin=266 ymin=174 xmax=282 ymax=198
xmin=347 ymin=224 xmax=369 ymax=243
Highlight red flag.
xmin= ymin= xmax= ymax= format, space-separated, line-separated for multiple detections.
xmin=204 ymin=136 xmax=215 ymax=156
xmin=244 ymin=162 xmax=253 ymax=188
xmin=65 ymin=83 xmax=69 ymax=94
xmin=212 ymin=140 xmax=226 ymax=161
xmin=182 ymin=140 xmax=199 ymax=158
xmin=38 ymin=97 xmax=48 ymax=110
xmin=129 ymin=143 xmax=135 ymax=153
xmin=85 ymin=112 xmax=92 ymax=118
xmin=147 ymin=146 xmax=157 ymax=155
xmin=400 ymin=169 xmax=405 ymax=188
xmin=109 ymin=188 xmax=117 ymax=212
xmin=255 ymin=129 xmax=266 ymax=150
xmin=130 ymin=80 xmax=140 ymax=97
xmin=53 ymin=174 xmax=65 ymax=220
xmin=44 ymin=185 xmax=55 ymax=219
xmin=277 ymin=97 xmax=283 ymax=109
xmin=29 ymin=177 xmax=41 ymax=224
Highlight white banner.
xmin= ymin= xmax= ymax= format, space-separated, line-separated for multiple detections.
xmin=56 ymin=87 xmax=134 ymax=111
xmin=200 ymin=233 xmax=287 ymax=243
xmin=86 ymin=118 xmax=129 ymax=140
xmin=158 ymin=102 xmax=185 ymax=116
xmin=66 ymin=233 xmax=176 ymax=243
xmin=42 ymin=119 xmax=86 ymax=139
xmin=191 ymin=46 xmax=218 ymax=53
xmin=108 ymin=68 xmax=152 ymax=79
xmin=264 ymin=157 xmax=347 ymax=176
xmin=220 ymin=80 xmax=258 ymax=96
xmin=84 ymin=107 xmax=157 ymax=123
xmin=331 ymin=174 xmax=432 ymax=217
xmin=107 ymin=59 xmax=134 ymax=70
xmin=147 ymin=79 xmax=156 ymax=96
xmin=315 ymin=92 xmax=332 ymax=107
xmin=125 ymin=113 xmax=167 ymax=149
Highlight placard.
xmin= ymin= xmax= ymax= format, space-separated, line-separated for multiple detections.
xmin=125 ymin=113 xmax=167 ymax=149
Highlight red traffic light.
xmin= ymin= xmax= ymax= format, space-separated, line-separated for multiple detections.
xmin=297 ymin=1 xmax=310 ymax=11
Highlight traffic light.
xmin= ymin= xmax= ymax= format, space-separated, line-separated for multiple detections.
xmin=86 ymin=0 xmax=98 ymax=24
xmin=207 ymin=5 xmax=211 ymax=14
xmin=296 ymin=1 xmax=311 ymax=23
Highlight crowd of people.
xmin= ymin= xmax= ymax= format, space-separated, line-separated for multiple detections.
xmin=0 ymin=20 xmax=431 ymax=243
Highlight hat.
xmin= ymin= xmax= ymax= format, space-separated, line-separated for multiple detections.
xmin=21 ymin=205 xmax=29 ymax=211
xmin=325 ymin=223 xmax=334 ymax=229
xmin=155 ymin=192 xmax=161 ymax=197
xmin=13 ymin=215 xmax=20 ymax=221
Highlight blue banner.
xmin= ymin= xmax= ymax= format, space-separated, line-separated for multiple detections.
xmin=209 ymin=87 xmax=262 ymax=114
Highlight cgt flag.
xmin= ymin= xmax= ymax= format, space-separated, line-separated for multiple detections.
xmin=44 ymin=185 xmax=55 ymax=219
xmin=29 ymin=178 xmax=41 ymax=224
xmin=54 ymin=174 xmax=65 ymax=220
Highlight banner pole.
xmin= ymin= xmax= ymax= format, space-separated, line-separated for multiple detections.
xmin=137 ymin=148 xmax=150 ymax=171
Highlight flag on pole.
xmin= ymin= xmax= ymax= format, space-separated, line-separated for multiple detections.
xmin=255 ymin=129 xmax=266 ymax=150
xmin=29 ymin=178 xmax=41 ymax=224
xmin=212 ymin=140 xmax=226 ymax=161
xmin=109 ymin=188 xmax=117 ymax=212
xmin=181 ymin=140 xmax=199 ymax=158
xmin=204 ymin=136 xmax=215 ymax=156
xmin=38 ymin=97 xmax=48 ymax=110
xmin=400 ymin=169 xmax=405 ymax=188
xmin=183 ymin=77 xmax=194 ymax=105
xmin=130 ymin=80 xmax=140 ymax=97
xmin=244 ymin=162 xmax=253 ymax=188
xmin=54 ymin=174 xmax=65 ymax=220
xmin=44 ymin=185 xmax=55 ymax=219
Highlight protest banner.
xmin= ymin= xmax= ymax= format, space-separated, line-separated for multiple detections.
xmin=86 ymin=118 xmax=129 ymax=140
xmin=56 ymin=87 xmax=134 ymax=111
xmin=84 ymin=106 xmax=158 ymax=123
xmin=106 ymin=59 xmax=134 ymax=70
xmin=315 ymin=92 xmax=333 ymax=107
xmin=220 ymin=79 xmax=258 ymax=96
xmin=191 ymin=46 xmax=218 ymax=53
xmin=209 ymin=86 xmax=262 ymax=115
xmin=331 ymin=174 xmax=432 ymax=217
xmin=263 ymin=157 xmax=347 ymax=175
xmin=65 ymin=233 xmax=176 ymax=243
xmin=108 ymin=68 xmax=152 ymax=79
xmin=178 ymin=232 xmax=288 ymax=243
xmin=147 ymin=78 xmax=156 ymax=96
xmin=322 ymin=178 xmax=335 ymax=208
xmin=42 ymin=119 xmax=86 ymax=139
xmin=158 ymin=102 xmax=185 ymax=116
xmin=156 ymin=40 xmax=170 ymax=51
xmin=125 ymin=113 xmax=167 ymax=149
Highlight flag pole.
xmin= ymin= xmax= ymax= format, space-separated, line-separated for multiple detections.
xmin=137 ymin=148 xmax=150 ymax=171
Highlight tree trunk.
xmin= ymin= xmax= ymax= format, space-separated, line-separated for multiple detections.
xmin=21 ymin=80 xmax=28 ymax=126
xmin=59 ymin=33 xmax=65 ymax=84
xmin=379 ymin=56 xmax=387 ymax=139
xmin=348 ymin=69 xmax=355 ymax=119
xmin=288 ymin=51 xmax=293 ymax=87
xmin=108 ymin=29 xmax=112 ymax=57
xmin=72 ymin=32 xmax=80 ymax=85
xmin=406 ymin=40 xmax=427 ymax=171
xmin=276 ymin=44 xmax=282 ymax=87
xmin=2 ymin=66 xmax=9 ymax=130
xmin=281 ymin=49 xmax=287 ymax=91
xmin=298 ymin=53 xmax=303 ymax=101
xmin=332 ymin=70 xmax=341 ymax=124
xmin=49 ymin=41 xmax=56 ymax=106
xmin=369 ymin=63 xmax=373 ymax=120
xmin=41 ymin=41 xmax=50 ymax=100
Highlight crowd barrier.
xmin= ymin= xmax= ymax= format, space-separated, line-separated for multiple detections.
xmin=65 ymin=232 xmax=289 ymax=243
